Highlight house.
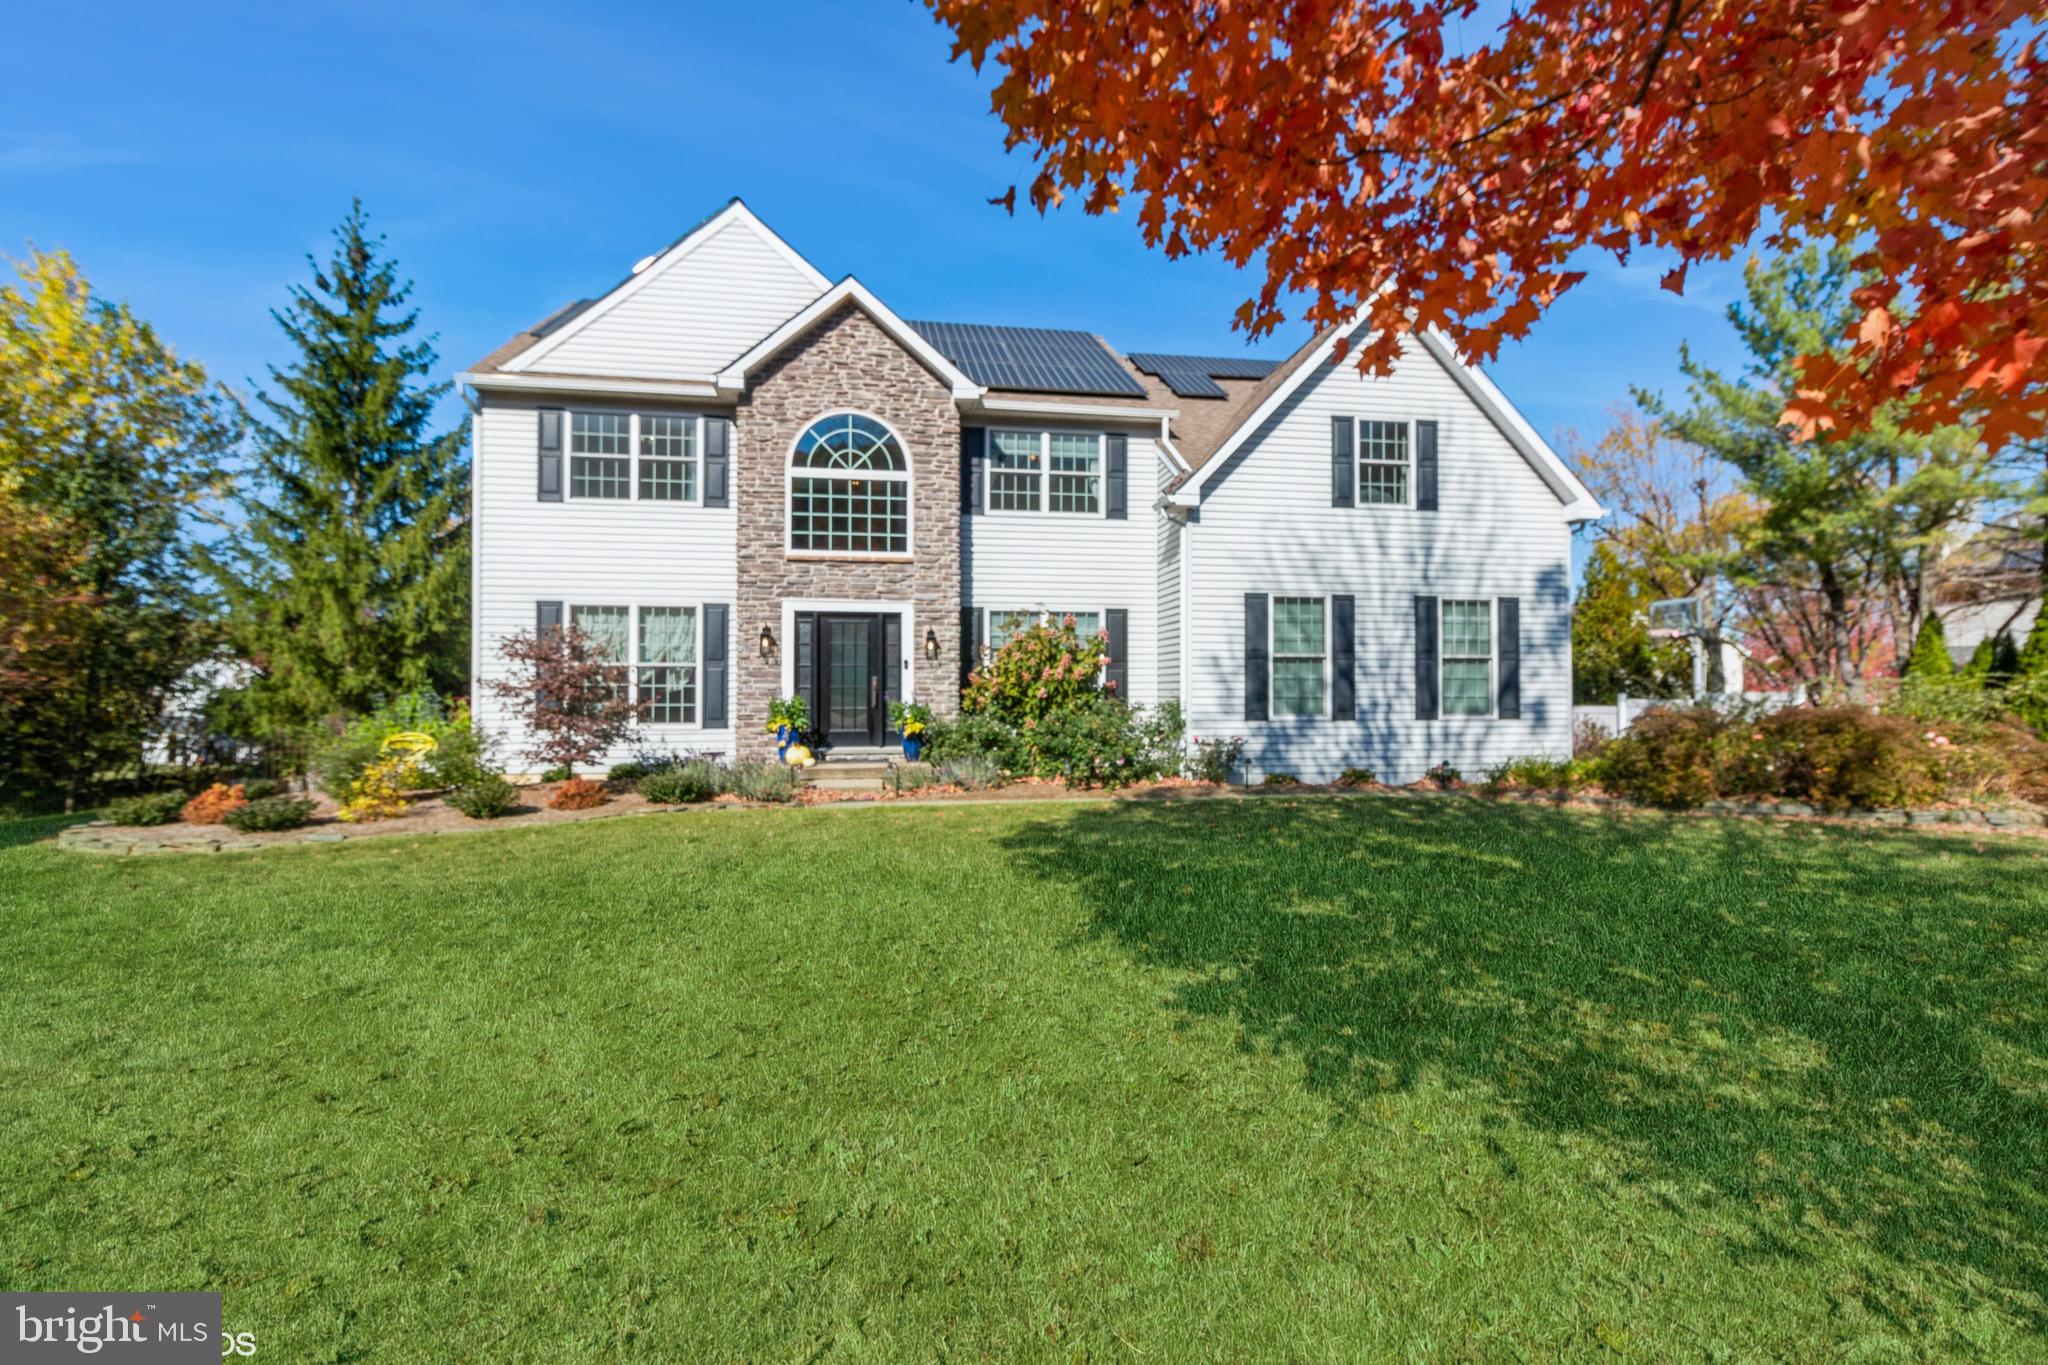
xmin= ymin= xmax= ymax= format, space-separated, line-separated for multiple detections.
xmin=459 ymin=200 xmax=1602 ymax=782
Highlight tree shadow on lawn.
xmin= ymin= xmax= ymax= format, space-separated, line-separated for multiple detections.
xmin=1001 ymin=798 xmax=2048 ymax=1328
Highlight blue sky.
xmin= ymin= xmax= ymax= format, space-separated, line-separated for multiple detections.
xmin=1 ymin=0 xmax=1754 ymax=460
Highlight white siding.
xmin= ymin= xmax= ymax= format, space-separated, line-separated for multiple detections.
xmin=1184 ymin=337 xmax=1574 ymax=783
xmin=1156 ymin=455 xmax=1183 ymax=703
xmin=471 ymin=395 xmax=739 ymax=773
xmin=963 ymin=424 xmax=1167 ymax=707
xmin=511 ymin=218 xmax=824 ymax=380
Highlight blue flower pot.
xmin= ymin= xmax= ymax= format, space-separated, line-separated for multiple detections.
xmin=902 ymin=735 xmax=924 ymax=762
xmin=775 ymin=724 xmax=795 ymax=761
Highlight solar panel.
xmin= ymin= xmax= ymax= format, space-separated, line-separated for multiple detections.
xmin=1126 ymin=351 xmax=1281 ymax=399
xmin=908 ymin=321 xmax=1147 ymax=398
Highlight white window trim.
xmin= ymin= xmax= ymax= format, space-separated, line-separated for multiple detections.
xmin=981 ymin=605 xmax=1110 ymax=662
xmin=1439 ymin=597 xmax=1497 ymax=719
xmin=564 ymin=600 xmax=703 ymax=727
xmin=985 ymin=429 xmax=1106 ymax=519
xmin=564 ymin=410 xmax=705 ymax=506
xmin=783 ymin=409 xmax=915 ymax=560
xmin=1351 ymin=416 xmax=1417 ymax=510
xmin=1269 ymin=595 xmax=1332 ymax=720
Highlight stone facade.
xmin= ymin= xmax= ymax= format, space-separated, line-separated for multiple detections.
xmin=733 ymin=304 xmax=964 ymax=758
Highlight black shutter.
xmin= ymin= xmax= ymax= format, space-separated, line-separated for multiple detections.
xmin=703 ymin=416 xmax=732 ymax=508
xmin=1104 ymin=608 xmax=1129 ymax=698
xmin=1331 ymin=416 xmax=1355 ymax=508
xmin=1331 ymin=594 xmax=1355 ymax=720
xmin=961 ymin=426 xmax=985 ymax=514
xmin=1105 ymin=433 xmax=1129 ymax=519
xmin=1497 ymin=597 xmax=1521 ymax=720
xmin=1415 ymin=419 xmax=1439 ymax=512
xmin=702 ymin=603 xmax=729 ymax=728
xmin=1244 ymin=593 xmax=1269 ymax=721
xmin=795 ymin=613 xmax=816 ymax=732
xmin=960 ymin=606 xmax=979 ymax=691
xmin=1414 ymin=596 xmax=1439 ymax=720
xmin=537 ymin=409 xmax=564 ymax=502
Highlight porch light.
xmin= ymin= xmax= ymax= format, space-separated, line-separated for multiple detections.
xmin=758 ymin=625 xmax=776 ymax=660
xmin=924 ymin=627 xmax=940 ymax=662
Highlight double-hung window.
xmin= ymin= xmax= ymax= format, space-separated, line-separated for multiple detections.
xmin=638 ymin=415 xmax=697 ymax=501
xmin=1441 ymin=599 xmax=1494 ymax=716
xmin=567 ymin=603 xmax=698 ymax=722
xmin=570 ymin=414 xmax=632 ymax=499
xmin=988 ymin=430 xmax=1103 ymax=515
xmin=567 ymin=411 xmax=701 ymax=502
xmin=987 ymin=607 xmax=1102 ymax=652
xmin=1357 ymin=419 xmax=1411 ymax=506
xmin=1271 ymin=597 xmax=1328 ymax=718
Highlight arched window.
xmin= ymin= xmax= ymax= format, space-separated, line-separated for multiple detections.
xmin=787 ymin=412 xmax=911 ymax=555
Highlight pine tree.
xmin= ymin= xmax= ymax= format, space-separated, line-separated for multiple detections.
xmin=1987 ymin=629 xmax=2022 ymax=686
xmin=1902 ymin=613 xmax=1954 ymax=680
xmin=1571 ymin=543 xmax=1691 ymax=704
xmin=206 ymin=202 xmax=469 ymax=731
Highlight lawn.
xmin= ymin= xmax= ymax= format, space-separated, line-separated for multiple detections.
xmin=3 ymin=798 xmax=2045 ymax=1361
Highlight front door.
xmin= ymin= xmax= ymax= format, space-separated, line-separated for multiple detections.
xmin=810 ymin=613 xmax=899 ymax=748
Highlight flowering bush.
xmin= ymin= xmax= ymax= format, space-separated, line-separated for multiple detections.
xmin=1186 ymin=735 xmax=1246 ymax=784
xmin=337 ymin=755 xmax=416 ymax=822
xmin=767 ymin=694 xmax=810 ymax=736
xmin=548 ymin=777 xmax=610 ymax=810
xmin=963 ymin=616 xmax=1111 ymax=726
xmin=312 ymin=691 xmax=485 ymax=796
xmin=180 ymin=783 xmax=247 ymax=825
xmin=889 ymin=699 xmax=934 ymax=740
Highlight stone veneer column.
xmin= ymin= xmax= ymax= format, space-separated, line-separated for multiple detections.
xmin=732 ymin=304 xmax=964 ymax=759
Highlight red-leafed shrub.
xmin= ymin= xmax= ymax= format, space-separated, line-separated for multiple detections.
xmin=180 ymin=782 xmax=247 ymax=825
xmin=547 ymin=777 xmax=609 ymax=811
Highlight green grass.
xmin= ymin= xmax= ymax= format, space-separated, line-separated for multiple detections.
xmin=3 ymin=799 xmax=2046 ymax=1360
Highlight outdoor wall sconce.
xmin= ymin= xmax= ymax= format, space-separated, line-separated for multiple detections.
xmin=758 ymin=625 xmax=776 ymax=660
xmin=924 ymin=627 xmax=940 ymax=662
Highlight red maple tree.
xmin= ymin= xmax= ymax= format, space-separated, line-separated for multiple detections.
xmin=927 ymin=0 xmax=2047 ymax=446
xmin=488 ymin=624 xmax=639 ymax=776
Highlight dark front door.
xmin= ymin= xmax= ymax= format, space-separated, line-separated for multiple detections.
xmin=806 ymin=613 xmax=899 ymax=748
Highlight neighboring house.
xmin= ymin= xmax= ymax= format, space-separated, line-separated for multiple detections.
xmin=459 ymin=200 xmax=1603 ymax=781
xmin=1941 ymin=595 xmax=2040 ymax=668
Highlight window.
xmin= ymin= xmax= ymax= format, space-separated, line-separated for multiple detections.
xmin=569 ymin=604 xmax=630 ymax=701
xmin=638 ymin=414 xmax=697 ymax=501
xmin=788 ymin=413 xmax=911 ymax=555
xmin=987 ymin=608 xmax=1103 ymax=651
xmin=988 ymin=430 xmax=1042 ymax=512
xmin=1357 ymin=419 xmax=1410 ymax=506
xmin=1441 ymin=599 xmax=1494 ymax=716
xmin=570 ymin=413 xmax=631 ymax=498
xmin=1270 ymin=597 xmax=1327 ymax=718
xmin=567 ymin=603 xmax=697 ymax=722
xmin=566 ymin=411 xmax=701 ymax=502
xmin=987 ymin=430 xmax=1104 ymax=515
xmin=636 ymin=606 xmax=698 ymax=724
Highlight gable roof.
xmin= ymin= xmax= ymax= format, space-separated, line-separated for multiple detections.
xmin=716 ymin=278 xmax=983 ymax=400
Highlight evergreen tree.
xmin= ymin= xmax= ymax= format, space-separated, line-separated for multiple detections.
xmin=1572 ymin=542 xmax=1691 ymax=703
xmin=2018 ymin=612 xmax=2048 ymax=679
xmin=1987 ymin=629 xmax=2022 ymax=687
xmin=0 ymin=250 xmax=236 ymax=808
xmin=1902 ymin=613 xmax=1954 ymax=681
xmin=206 ymin=203 xmax=469 ymax=730
xmin=1960 ymin=635 xmax=1997 ymax=684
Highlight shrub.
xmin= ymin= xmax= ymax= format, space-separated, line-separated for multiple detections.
xmin=549 ymin=777 xmax=609 ymax=810
xmin=925 ymin=712 xmax=1026 ymax=771
xmin=101 ymin=791 xmax=188 ymax=827
xmin=337 ymin=755 xmax=417 ymax=823
xmin=608 ymin=760 xmax=657 ymax=783
xmin=539 ymin=765 xmax=574 ymax=784
xmin=727 ymin=761 xmax=796 ymax=803
xmin=1028 ymin=696 xmax=1182 ymax=788
xmin=1261 ymin=772 xmax=1301 ymax=787
xmin=637 ymin=763 xmax=721 ymax=804
xmin=181 ymin=783 xmax=247 ymax=825
xmin=242 ymin=778 xmax=285 ymax=801
xmin=1502 ymin=755 xmax=1574 ymax=789
xmin=1592 ymin=706 xmax=1725 ymax=807
xmin=1886 ymin=675 xmax=2008 ymax=731
xmin=1187 ymin=735 xmax=1246 ymax=784
xmin=1334 ymin=767 xmax=1377 ymax=788
xmin=311 ymin=691 xmax=476 ymax=796
xmin=1755 ymin=707 xmax=1941 ymax=811
xmin=447 ymin=775 xmax=521 ymax=819
xmin=963 ymin=615 xmax=1111 ymax=725
xmin=222 ymin=796 xmax=316 ymax=832
xmin=934 ymin=754 xmax=1002 ymax=790
xmin=1425 ymin=762 xmax=1463 ymax=789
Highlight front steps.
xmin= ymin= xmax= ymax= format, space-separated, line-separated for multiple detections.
xmin=798 ymin=758 xmax=895 ymax=794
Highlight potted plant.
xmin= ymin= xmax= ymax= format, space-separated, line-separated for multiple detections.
xmin=890 ymin=700 xmax=934 ymax=761
xmin=766 ymin=695 xmax=809 ymax=761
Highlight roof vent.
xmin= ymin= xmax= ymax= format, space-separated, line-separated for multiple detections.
xmin=630 ymin=253 xmax=657 ymax=275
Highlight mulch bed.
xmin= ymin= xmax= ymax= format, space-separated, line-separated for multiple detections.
xmin=55 ymin=775 xmax=2046 ymax=855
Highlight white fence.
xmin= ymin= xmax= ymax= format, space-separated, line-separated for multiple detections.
xmin=1573 ymin=688 xmax=1806 ymax=738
